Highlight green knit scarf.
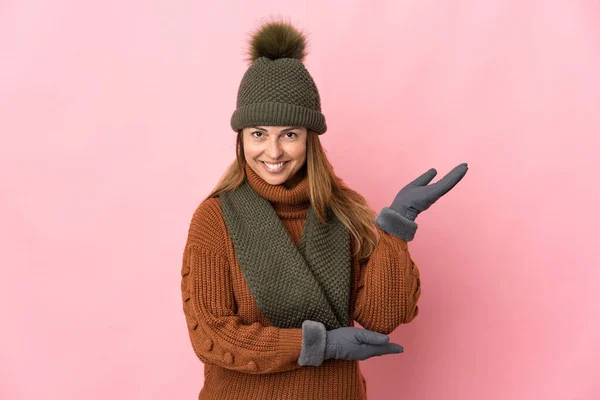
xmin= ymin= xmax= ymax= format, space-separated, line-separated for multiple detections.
xmin=219 ymin=179 xmax=351 ymax=330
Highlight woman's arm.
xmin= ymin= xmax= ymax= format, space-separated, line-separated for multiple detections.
xmin=352 ymin=225 xmax=421 ymax=334
xmin=354 ymin=163 xmax=467 ymax=333
xmin=180 ymin=198 xmax=305 ymax=374
xmin=181 ymin=243 xmax=304 ymax=374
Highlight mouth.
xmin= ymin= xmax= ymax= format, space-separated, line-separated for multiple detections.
xmin=261 ymin=160 xmax=289 ymax=173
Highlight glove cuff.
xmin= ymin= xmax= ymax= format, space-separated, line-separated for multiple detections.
xmin=298 ymin=320 xmax=327 ymax=366
xmin=375 ymin=207 xmax=418 ymax=242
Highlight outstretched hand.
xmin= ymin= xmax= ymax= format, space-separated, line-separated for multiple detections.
xmin=389 ymin=163 xmax=469 ymax=221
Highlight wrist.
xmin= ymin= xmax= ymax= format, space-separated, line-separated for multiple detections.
xmin=389 ymin=203 xmax=418 ymax=221
xmin=375 ymin=207 xmax=418 ymax=242
xmin=298 ymin=320 xmax=327 ymax=366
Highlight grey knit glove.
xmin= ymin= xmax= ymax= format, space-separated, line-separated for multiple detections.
xmin=375 ymin=163 xmax=468 ymax=241
xmin=297 ymin=320 xmax=403 ymax=366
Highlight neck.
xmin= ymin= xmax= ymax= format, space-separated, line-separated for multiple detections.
xmin=244 ymin=163 xmax=310 ymax=213
xmin=283 ymin=166 xmax=307 ymax=190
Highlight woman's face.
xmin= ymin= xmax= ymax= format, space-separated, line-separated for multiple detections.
xmin=242 ymin=125 xmax=308 ymax=187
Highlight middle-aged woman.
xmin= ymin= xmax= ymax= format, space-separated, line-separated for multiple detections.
xmin=181 ymin=18 xmax=469 ymax=400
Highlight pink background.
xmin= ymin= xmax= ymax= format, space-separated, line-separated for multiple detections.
xmin=1 ymin=1 xmax=599 ymax=399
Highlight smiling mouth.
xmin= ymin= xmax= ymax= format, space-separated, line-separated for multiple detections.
xmin=261 ymin=161 xmax=289 ymax=172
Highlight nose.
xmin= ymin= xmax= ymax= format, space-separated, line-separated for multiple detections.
xmin=265 ymin=137 xmax=283 ymax=159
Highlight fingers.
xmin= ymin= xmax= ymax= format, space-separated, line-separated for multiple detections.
xmin=430 ymin=162 xmax=468 ymax=196
xmin=408 ymin=168 xmax=437 ymax=187
xmin=357 ymin=330 xmax=404 ymax=358
xmin=369 ymin=342 xmax=404 ymax=357
xmin=358 ymin=329 xmax=390 ymax=345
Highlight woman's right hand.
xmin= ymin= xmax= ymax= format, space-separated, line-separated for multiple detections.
xmin=324 ymin=326 xmax=403 ymax=361
xmin=298 ymin=320 xmax=403 ymax=366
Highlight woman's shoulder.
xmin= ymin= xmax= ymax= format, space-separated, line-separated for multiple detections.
xmin=185 ymin=196 xmax=228 ymax=257
xmin=192 ymin=196 xmax=223 ymax=220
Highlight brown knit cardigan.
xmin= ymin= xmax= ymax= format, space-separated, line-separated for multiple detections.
xmin=181 ymin=164 xmax=421 ymax=399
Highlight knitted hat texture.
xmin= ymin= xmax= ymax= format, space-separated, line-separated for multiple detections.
xmin=230 ymin=19 xmax=327 ymax=134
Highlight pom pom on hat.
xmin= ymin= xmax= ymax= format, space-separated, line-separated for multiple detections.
xmin=231 ymin=16 xmax=327 ymax=134
xmin=246 ymin=16 xmax=308 ymax=64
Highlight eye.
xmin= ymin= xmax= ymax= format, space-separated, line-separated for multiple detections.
xmin=251 ymin=131 xmax=263 ymax=138
xmin=285 ymin=132 xmax=298 ymax=138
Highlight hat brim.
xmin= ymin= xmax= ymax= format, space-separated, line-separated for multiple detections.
xmin=231 ymin=102 xmax=327 ymax=134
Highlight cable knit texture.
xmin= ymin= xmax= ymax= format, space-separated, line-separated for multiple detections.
xmin=181 ymin=164 xmax=421 ymax=399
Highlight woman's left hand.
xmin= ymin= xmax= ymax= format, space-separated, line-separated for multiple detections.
xmin=388 ymin=163 xmax=469 ymax=221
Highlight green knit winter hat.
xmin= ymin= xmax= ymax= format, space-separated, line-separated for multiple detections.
xmin=230 ymin=19 xmax=327 ymax=134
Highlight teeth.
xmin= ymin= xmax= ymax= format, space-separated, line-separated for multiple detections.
xmin=263 ymin=161 xmax=286 ymax=170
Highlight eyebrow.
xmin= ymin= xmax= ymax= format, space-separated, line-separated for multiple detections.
xmin=251 ymin=126 xmax=303 ymax=132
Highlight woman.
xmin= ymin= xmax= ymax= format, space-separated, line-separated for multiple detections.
xmin=181 ymin=18 xmax=468 ymax=399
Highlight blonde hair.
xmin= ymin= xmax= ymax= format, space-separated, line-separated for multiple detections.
xmin=203 ymin=130 xmax=380 ymax=263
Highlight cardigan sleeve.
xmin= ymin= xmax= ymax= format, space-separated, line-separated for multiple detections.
xmin=353 ymin=225 xmax=421 ymax=334
xmin=180 ymin=199 xmax=304 ymax=374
